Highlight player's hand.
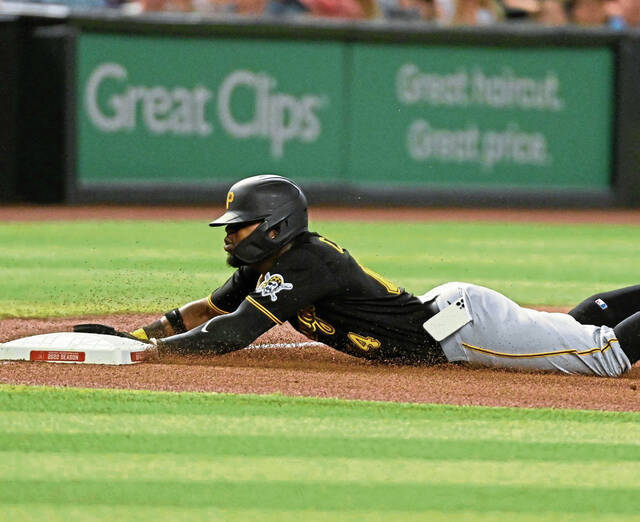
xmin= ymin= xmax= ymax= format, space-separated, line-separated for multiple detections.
xmin=139 ymin=339 xmax=161 ymax=362
xmin=73 ymin=323 xmax=152 ymax=343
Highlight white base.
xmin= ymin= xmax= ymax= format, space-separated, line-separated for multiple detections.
xmin=0 ymin=332 xmax=150 ymax=365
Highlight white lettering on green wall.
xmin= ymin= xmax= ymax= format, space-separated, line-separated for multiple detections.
xmin=85 ymin=63 xmax=326 ymax=159
xmin=408 ymin=120 xmax=549 ymax=169
xmin=397 ymin=63 xmax=564 ymax=111
xmin=86 ymin=63 xmax=212 ymax=136
xmin=217 ymin=70 xmax=324 ymax=159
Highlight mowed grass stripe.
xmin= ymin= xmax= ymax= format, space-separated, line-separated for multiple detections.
xmin=1 ymin=389 xmax=638 ymax=518
xmin=2 ymin=433 xmax=638 ymax=461
xmin=1 ymin=220 xmax=639 ymax=316
xmin=1 ymin=480 xmax=638 ymax=513
xmin=2 ymin=506 xmax=638 ymax=522
xmin=2 ymin=386 xmax=639 ymax=424
xmin=3 ymin=453 xmax=640 ymax=488
xmin=3 ymin=411 xmax=640 ymax=444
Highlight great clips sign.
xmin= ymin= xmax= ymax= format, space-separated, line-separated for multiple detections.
xmin=75 ymin=34 xmax=344 ymax=184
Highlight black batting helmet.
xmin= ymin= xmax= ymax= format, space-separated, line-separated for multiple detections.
xmin=209 ymin=175 xmax=308 ymax=265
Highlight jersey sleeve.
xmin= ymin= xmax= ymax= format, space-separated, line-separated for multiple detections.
xmin=157 ymin=298 xmax=277 ymax=355
xmin=243 ymin=248 xmax=338 ymax=326
xmin=208 ymin=266 xmax=260 ymax=315
xmin=157 ymin=250 xmax=335 ymax=355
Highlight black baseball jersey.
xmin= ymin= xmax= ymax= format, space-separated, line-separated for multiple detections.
xmin=207 ymin=232 xmax=445 ymax=364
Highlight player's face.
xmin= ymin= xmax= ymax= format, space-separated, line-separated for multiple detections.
xmin=224 ymin=222 xmax=260 ymax=251
xmin=224 ymin=221 xmax=260 ymax=267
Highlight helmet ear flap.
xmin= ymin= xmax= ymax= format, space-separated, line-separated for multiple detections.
xmin=232 ymin=206 xmax=307 ymax=265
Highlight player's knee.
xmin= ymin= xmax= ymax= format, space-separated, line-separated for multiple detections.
xmin=614 ymin=311 xmax=640 ymax=366
xmin=569 ymin=296 xmax=609 ymax=326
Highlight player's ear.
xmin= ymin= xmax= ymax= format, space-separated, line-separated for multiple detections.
xmin=268 ymin=225 xmax=281 ymax=239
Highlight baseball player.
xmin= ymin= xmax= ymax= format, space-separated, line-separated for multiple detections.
xmin=80 ymin=175 xmax=640 ymax=376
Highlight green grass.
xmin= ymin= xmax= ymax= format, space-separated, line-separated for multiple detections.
xmin=1 ymin=219 xmax=639 ymax=317
xmin=2 ymin=219 xmax=640 ymax=520
xmin=1 ymin=385 xmax=639 ymax=521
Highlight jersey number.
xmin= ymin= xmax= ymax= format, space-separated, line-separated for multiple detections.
xmin=298 ymin=306 xmax=336 ymax=337
xmin=348 ymin=332 xmax=381 ymax=352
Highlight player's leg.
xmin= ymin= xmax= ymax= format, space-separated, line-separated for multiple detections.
xmin=613 ymin=311 xmax=640 ymax=365
xmin=569 ymin=284 xmax=640 ymax=327
xmin=429 ymin=283 xmax=632 ymax=377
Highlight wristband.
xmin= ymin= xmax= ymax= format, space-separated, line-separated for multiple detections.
xmin=165 ymin=308 xmax=187 ymax=334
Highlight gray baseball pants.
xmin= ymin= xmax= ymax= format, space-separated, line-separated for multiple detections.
xmin=419 ymin=282 xmax=632 ymax=377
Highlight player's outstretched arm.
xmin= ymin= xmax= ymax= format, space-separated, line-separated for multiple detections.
xmin=151 ymin=300 xmax=276 ymax=356
xmin=130 ymin=297 xmax=222 ymax=341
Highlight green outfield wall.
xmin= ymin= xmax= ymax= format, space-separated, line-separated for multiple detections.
xmin=5 ymin=11 xmax=640 ymax=207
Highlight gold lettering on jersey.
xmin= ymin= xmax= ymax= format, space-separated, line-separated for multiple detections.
xmin=297 ymin=306 xmax=336 ymax=338
xmin=226 ymin=191 xmax=235 ymax=209
xmin=348 ymin=332 xmax=381 ymax=352
xmin=319 ymin=236 xmax=344 ymax=254
xmin=358 ymin=263 xmax=401 ymax=295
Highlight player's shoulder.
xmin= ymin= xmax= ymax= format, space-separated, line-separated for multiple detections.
xmin=294 ymin=232 xmax=349 ymax=260
xmin=275 ymin=232 xmax=349 ymax=271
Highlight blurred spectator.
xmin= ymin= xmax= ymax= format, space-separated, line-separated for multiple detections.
xmin=623 ymin=0 xmax=640 ymax=25
xmin=6 ymin=0 xmax=113 ymax=7
xmin=500 ymin=0 xmax=568 ymax=24
xmin=298 ymin=0 xmax=365 ymax=17
xmin=126 ymin=0 xmax=378 ymax=16
xmin=232 ymin=0 xmax=265 ymax=13
xmin=535 ymin=0 xmax=569 ymax=23
xmin=188 ymin=0 xmax=234 ymax=12
xmin=123 ymin=0 xmax=188 ymax=12
xmin=378 ymin=0 xmax=435 ymax=20
xmin=567 ymin=0 xmax=627 ymax=27
xmin=358 ymin=0 xmax=380 ymax=17
xmin=264 ymin=0 xmax=307 ymax=14
xmin=265 ymin=0 xmax=378 ymax=18
xmin=503 ymin=0 xmax=569 ymax=26
xmin=451 ymin=0 xmax=502 ymax=24
xmin=128 ymin=0 xmax=266 ymax=13
xmin=465 ymin=0 xmax=639 ymax=23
